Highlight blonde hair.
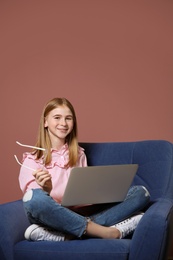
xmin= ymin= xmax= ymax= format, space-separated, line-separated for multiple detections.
xmin=33 ymin=97 xmax=78 ymax=167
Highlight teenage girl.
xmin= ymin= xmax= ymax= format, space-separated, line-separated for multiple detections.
xmin=18 ymin=97 xmax=150 ymax=241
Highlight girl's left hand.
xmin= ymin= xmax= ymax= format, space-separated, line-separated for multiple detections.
xmin=33 ymin=169 xmax=52 ymax=193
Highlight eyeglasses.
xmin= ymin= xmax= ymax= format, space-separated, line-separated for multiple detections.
xmin=14 ymin=141 xmax=46 ymax=171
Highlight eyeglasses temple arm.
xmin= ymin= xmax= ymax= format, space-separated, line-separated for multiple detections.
xmin=14 ymin=155 xmax=35 ymax=171
xmin=16 ymin=141 xmax=45 ymax=151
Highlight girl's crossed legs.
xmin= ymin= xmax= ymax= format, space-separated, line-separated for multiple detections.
xmin=23 ymin=185 xmax=150 ymax=240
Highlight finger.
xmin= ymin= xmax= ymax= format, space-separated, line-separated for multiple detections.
xmin=36 ymin=173 xmax=52 ymax=183
xmin=38 ymin=177 xmax=52 ymax=187
xmin=32 ymin=168 xmax=43 ymax=177
xmin=33 ymin=170 xmax=50 ymax=178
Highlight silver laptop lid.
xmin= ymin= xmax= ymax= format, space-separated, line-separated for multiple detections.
xmin=61 ymin=164 xmax=138 ymax=207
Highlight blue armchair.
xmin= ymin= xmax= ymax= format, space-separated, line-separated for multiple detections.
xmin=0 ymin=140 xmax=173 ymax=260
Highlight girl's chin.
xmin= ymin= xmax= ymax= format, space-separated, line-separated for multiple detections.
xmin=56 ymin=133 xmax=69 ymax=140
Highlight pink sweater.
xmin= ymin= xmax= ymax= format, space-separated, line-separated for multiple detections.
xmin=19 ymin=144 xmax=87 ymax=204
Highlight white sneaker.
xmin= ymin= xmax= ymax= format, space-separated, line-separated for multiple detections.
xmin=24 ymin=224 xmax=65 ymax=242
xmin=114 ymin=213 xmax=144 ymax=238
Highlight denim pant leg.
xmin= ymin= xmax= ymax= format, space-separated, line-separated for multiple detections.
xmin=90 ymin=185 xmax=150 ymax=226
xmin=23 ymin=188 xmax=88 ymax=237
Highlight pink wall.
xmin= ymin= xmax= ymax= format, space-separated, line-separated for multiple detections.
xmin=0 ymin=1 xmax=173 ymax=204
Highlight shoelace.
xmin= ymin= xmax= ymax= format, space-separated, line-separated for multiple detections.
xmin=117 ymin=218 xmax=134 ymax=236
xmin=40 ymin=228 xmax=65 ymax=241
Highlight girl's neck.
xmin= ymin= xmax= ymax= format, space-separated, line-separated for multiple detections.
xmin=51 ymin=139 xmax=66 ymax=151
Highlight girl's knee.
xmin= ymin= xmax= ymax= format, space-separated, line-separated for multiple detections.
xmin=23 ymin=190 xmax=33 ymax=202
xmin=128 ymin=185 xmax=150 ymax=200
xmin=128 ymin=185 xmax=150 ymax=209
xmin=141 ymin=186 xmax=150 ymax=198
xmin=135 ymin=185 xmax=150 ymax=198
xmin=137 ymin=186 xmax=150 ymax=206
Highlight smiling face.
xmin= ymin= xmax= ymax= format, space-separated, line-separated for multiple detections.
xmin=44 ymin=105 xmax=74 ymax=148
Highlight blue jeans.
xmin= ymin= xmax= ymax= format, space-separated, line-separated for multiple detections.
xmin=23 ymin=186 xmax=150 ymax=237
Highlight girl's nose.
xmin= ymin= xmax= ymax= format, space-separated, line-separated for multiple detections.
xmin=60 ymin=118 xmax=67 ymax=125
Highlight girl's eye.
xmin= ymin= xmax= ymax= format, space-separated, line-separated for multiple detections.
xmin=66 ymin=117 xmax=73 ymax=121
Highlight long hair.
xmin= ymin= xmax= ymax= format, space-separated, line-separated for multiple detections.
xmin=33 ymin=97 xmax=78 ymax=167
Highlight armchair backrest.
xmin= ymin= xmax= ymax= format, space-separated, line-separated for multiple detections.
xmin=80 ymin=140 xmax=173 ymax=202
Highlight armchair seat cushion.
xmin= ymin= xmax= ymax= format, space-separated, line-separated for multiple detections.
xmin=14 ymin=239 xmax=131 ymax=260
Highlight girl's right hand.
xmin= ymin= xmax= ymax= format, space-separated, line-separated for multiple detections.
xmin=33 ymin=169 xmax=52 ymax=193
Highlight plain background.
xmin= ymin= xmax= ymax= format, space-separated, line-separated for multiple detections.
xmin=0 ymin=0 xmax=173 ymax=204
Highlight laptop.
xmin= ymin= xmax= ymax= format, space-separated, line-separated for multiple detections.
xmin=61 ymin=164 xmax=138 ymax=207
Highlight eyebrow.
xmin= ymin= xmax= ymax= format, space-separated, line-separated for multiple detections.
xmin=53 ymin=114 xmax=73 ymax=117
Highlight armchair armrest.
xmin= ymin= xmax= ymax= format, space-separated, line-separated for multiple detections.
xmin=0 ymin=200 xmax=29 ymax=260
xmin=129 ymin=198 xmax=173 ymax=260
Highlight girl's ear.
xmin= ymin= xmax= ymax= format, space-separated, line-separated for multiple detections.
xmin=44 ymin=118 xmax=48 ymax=128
